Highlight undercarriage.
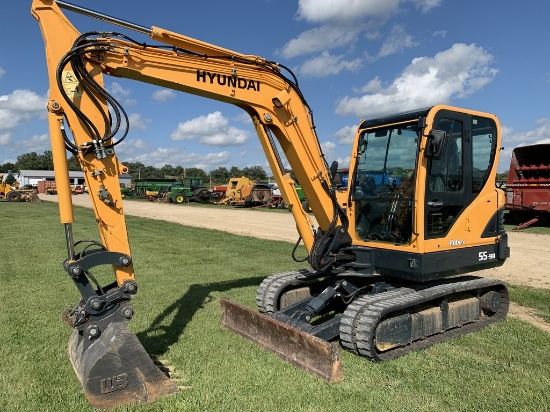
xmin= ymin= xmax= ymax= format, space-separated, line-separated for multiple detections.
xmin=250 ymin=270 xmax=509 ymax=362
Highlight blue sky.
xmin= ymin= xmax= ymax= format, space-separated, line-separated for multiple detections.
xmin=1 ymin=0 xmax=549 ymax=174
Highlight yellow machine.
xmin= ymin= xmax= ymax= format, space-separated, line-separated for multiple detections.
xmin=220 ymin=176 xmax=272 ymax=206
xmin=32 ymin=1 xmax=510 ymax=408
xmin=0 ymin=174 xmax=33 ymax=201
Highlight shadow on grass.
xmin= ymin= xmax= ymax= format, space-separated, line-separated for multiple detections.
xmin=135 ymin=276 xmax=266 ymax=355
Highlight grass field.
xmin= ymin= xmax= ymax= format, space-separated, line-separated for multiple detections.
xmin=1 ymin=201 xmax=549 ymax=412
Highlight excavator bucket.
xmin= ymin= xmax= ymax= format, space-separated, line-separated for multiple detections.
xmin=220 ymin=298 xmax=343 ymax=382
xmin=68 ymin=322 xmax=179 ymax=409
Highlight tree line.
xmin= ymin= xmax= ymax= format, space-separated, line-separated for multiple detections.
xmin=1 ymin=149 xmax=510 ymax=185
xmin=1 ymin=150 xmax=270 ymax=185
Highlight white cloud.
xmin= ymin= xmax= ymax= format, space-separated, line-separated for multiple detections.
xmin=278 ymin=26 xmax=362 ymax=59
xmin=193 ymin=151 xmax=232 ymax=170
xmin=321 ymin=141 xmax=336 ymax=153
xmin=0 ymin=132 xmax=11 ymax=145
xmin=128 ymin=113 xmax=151 ymax=131
xmin=123 ymin=147 xmax=171 ymax=167
xmin=108 ymin=82 xmax=136 ymax=106
xmin=335 ymin=155 xmax=351 ymax=168
xmin=336 ymin=43 xmax=497 ymax=118
xmin=296 ymin=0 xmax=440 ymax=23
xmin=108 ymin=82 xmax=130 ymax=99
xmin=411 ymin=0 xmax=442 ymax=13
xmin=0 ymin=66 xmax=5 ymax=78
xmin=116 ymin=138 xmax=149 ymax=159
xmin=493 ymin=119 xmax=550 ymax=172
xmin=280 ymin=0 xmax=440 ymax=61
xmin=371 ymin=25 xmax=418 ymax=61
xmin=152 ymin=89 xmax=177 ymax=103
xmin=297 ymin=0 xmax=401 ymax=23
xmin=335 ymin=125 xmax=357 ymax=144
xmin=122 ymin=146 xmax=231 ymax=171
xmin=503 ymin=118 xmax=550 ymax=147
xmin=357 ymin=77 xmax=383 ymax=93
xmin=298 ymin=52 xmax=362 ymax=77
xmin=233 ymin=111 xmax=253 ymax=124
xmin=0 ymin=133 xmax=50 ymax=158
xmin=0 ymin=89 xmax=47 ymax=131
xmin=170 ymin=111 xmax=250 ymax=146
xmin=15 ymin=133 xmax=50 ymax=151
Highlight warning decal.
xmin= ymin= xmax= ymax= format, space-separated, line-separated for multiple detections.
xmin=62 ymin=70 xmax=82 ymax=98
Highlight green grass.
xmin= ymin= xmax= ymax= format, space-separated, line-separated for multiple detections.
xmin=508 ymin=285 xmax=550 ymax=323
xmin=1 ymin=202 xmax=549 ymax=412
xmin=503 ymin=224 xmax=550 ymax=235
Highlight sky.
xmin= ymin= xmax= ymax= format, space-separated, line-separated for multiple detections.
xmin=1 ymin=0 xmax=549 ymax=174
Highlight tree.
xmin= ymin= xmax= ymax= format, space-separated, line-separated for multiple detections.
xmin=124 ymin=162 xmax=146 ymax=180
xmin=67 ymin=155 xmax=82 ymax=171
xmin=243 ymin=166 xmax=267 ymax=182
xmin=142 ymin=166 xmax=163 ymax=179
xmin=4 ymin=172 xmax=16 ymax=185
xmin=15 ymin=150 xmax=55 ymax=170
xmin=496 ymin=171 xmax=508 ymax=181
xmin=41 ymin=150 xmax=54 ymax=169
xmin=160 ymin=164 xmax=176 ymax=178
xmin=185 ymin=167 xmax=207 ymax=180
xmin=0 ymin=162 xmax=16 ymax=173
xmin=210 ymin=167 xmax=230 ymax=184
xmin=229 ymin=166 xmax=243 ymax=177
xmin=15 ymin=152 xmax=42 ymax=170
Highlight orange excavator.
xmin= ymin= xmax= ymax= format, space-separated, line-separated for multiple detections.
xmin=32 ymin=0 xmax=510 ymax=408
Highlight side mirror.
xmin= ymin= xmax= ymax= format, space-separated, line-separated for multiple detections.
xmin=329 ymin=161 xmax=338 ymax=180
xmin=425 ymin=129 xmax=446 ymax=159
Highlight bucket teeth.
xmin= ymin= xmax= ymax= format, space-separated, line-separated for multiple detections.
xmin=150 ymin=356 xmax=176 ymax=376
xmin=61 ymin=307 xmax=77 ymax=328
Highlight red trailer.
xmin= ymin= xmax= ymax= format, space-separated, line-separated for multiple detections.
xmin=37 ymin=179 xmax=57 ymax=194
xmin=505 ymin=143 xmax=550 ymax=229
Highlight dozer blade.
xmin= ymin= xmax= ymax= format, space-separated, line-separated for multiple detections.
xmin=220 ymin=297 xmax=343 ymax=382
xmin=69 ymin=322 xmax=179 ymax=409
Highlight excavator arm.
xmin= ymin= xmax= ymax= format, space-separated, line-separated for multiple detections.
xmin=33 ymin=0 xmax=350 ymax=273
xmin=32 ymin=0 xmax=350 ymax=407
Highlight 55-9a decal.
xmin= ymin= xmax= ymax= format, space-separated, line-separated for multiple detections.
xmin=479 ymin=251 xmax=496 ymax=261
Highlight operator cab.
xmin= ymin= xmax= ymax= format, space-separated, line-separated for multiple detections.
xmin=348 ymin=106 xmax=505 ymax=281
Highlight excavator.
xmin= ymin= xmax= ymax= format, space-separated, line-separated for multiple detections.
xmin=32 ymin=0 xmax=510 ymax=408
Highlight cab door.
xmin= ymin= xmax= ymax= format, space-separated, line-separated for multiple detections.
xmin=424 ymin=110 xmax=470 ymax=239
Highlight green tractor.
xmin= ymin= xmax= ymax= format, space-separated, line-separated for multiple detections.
xmin=165 ymin=177 xmax=210 ymax=204
xmin=277 ymin=185 xmax=310 ymax=212
xmin=131 ymin=179 xmax=178 ymax=198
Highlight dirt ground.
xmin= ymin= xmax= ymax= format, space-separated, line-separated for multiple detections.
xmin=39 ymin=194 xmax=550 ymax=330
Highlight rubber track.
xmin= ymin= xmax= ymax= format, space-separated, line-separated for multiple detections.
xmin=340 ymin=287 xmax=416 ymax=355
xmin=339 ymin=277 xmax=509 ymax=361
xmin=256 ymin=270 xmax=311 ymax=314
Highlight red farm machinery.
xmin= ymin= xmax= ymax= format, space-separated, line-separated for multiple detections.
xmin=505 ymin=143 xmax=550 ymax=229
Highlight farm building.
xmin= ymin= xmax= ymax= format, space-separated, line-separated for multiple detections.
xmin=16 ymin=170 xmax=132 ymax=192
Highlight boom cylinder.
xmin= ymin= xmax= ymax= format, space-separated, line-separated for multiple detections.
xmin=48 ymin=113 xmax=74 ymax=224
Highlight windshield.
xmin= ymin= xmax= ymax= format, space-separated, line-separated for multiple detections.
xmin=353 ymin=122 xmax=419 ymax=244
